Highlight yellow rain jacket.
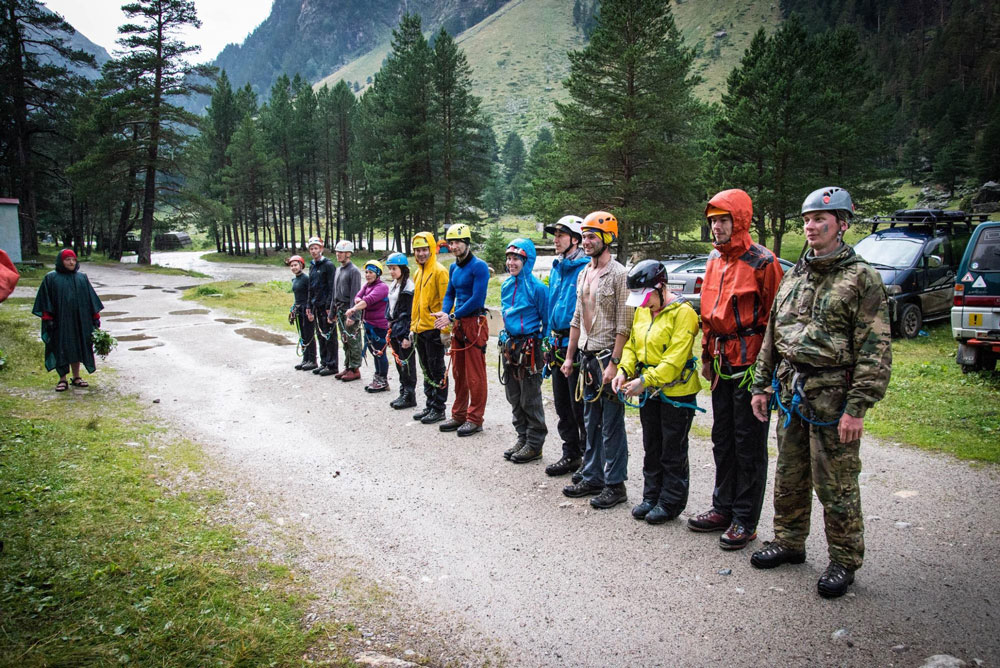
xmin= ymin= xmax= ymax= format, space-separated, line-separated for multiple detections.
xmin=619 ymin=296 xmax=702 ymax=398
xmin=410 ymin=231 xmax=450 ymax=334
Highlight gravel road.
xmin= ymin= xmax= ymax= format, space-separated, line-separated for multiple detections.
xmin=46 ymin=258 xmax=1000 ymax=667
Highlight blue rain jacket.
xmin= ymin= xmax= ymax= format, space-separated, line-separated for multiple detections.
xmin=501 ymin=238 xmax=548 ymax=337
xmin=546 ymin=246 xmax=589 ymax=336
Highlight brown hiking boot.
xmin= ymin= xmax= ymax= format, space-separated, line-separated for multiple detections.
xmin=719 ymin=521 xmax=757 ymax=550
xmin=340 ymin=368 xmax=361 ymax=382
xmin=687 ymin=508 xmax=731 ymax=532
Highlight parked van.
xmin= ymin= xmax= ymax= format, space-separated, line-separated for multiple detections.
xmin=854 ymin=209 xmax=979 ymax=338
xmin=952 ymin=220 xmax=1000 ymax=373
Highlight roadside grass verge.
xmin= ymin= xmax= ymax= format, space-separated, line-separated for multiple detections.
xmin=127 ymin=263 xmax=210 ymax=278
xmin=865 ymin=322 xmax=1000 ymax=462
xmin=183 ymin=280 xmax=296 ymax=333
xmin=0 ymin=301 xmax=341 ymax=665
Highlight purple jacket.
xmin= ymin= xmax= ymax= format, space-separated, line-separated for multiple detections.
xmin=356 ymin=280 xmax=389 ymax=329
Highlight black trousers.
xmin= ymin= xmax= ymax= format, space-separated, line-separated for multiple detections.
xmin=313 ymin=307 xmax=338 ymax=371
xmin=550 ymin=349 xmax=585 ymax=459
xmin=390 ymin=334 xmax=417 ymax=392
xmin=710 ymin=372 xmax=769 ymax=531
xmin=296 ymin=311 xmax=316 ymax=363
xmin=640 ymin=393 xmax=697 ymax=511
xmin=415 ymin=329 xmax=447 ymax=412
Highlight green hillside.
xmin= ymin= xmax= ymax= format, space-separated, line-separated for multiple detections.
xmin=315 ymin=0 xmax=779 ymax=140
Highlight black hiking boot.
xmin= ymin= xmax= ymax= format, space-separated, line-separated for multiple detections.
xmin=545 ymin=456 xmax=582 ymax=477
xmin=631 ymin=499 xmax=657 ymax=520
xmin=644 ymin=502 xmax=679 ymax=524
xmin=456 ymin=421 xmax=483 ymax=437
xmin=590 ymin=483 xmax=628 ymax=510
xmin=562 ymin=480 xmax=603 ymax=498
xmin=439 ymin=418 xmax=462 ymax=432
xmin=817 ymin=562 xmax=855 ymax=599
xmin=750 ymin=542 xmax=807 ymax=569
xmin=420 ymin=410 xmax=445 ymax=425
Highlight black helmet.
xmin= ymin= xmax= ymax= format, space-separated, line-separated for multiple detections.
xmin=627 ymin=259 xmax=666 ymax=290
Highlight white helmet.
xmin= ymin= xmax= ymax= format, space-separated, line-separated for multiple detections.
xmin=335 ymin=240 xmax=354 ymax=253
xmin=544 ymin=215 xmax=583 ymax=241
xmin=306 ymin=236 xmax=324 ymax=248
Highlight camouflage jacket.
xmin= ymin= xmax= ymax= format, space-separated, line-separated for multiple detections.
xmin=751 ymin=243 xmax=892 ymax=418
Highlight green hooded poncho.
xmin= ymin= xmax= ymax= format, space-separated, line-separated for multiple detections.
xmin=31 ymin=250 xmax=104 ymax=375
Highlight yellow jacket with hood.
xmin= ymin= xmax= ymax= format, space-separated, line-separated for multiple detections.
xmin=410 ymin=231 xmax=450 ymax=334
xmin=619 ymin=296 xmax=702 ymax=398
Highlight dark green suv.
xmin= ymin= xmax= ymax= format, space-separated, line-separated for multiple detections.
xmin=952 ymin=221 xmax=1000 ymax=373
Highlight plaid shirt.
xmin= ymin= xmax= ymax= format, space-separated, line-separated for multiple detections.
xmin=571 ymin=259 xmax=632 ymax=352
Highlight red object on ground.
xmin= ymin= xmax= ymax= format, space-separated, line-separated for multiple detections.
xmin=0 ymin=249 xmax=19 ymax=302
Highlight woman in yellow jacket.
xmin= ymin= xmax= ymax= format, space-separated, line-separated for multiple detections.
xmin=612 ymin=259 xmax=702 ymax=525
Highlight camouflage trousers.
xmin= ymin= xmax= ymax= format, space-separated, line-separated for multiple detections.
xmin=773 ymin=383 xmax=864 ymax=570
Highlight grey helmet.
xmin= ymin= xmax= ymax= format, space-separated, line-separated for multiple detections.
xmin=801 ymin=187 xmax=855 ymax=220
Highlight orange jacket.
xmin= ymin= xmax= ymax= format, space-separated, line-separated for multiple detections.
xmin=700 ymin=189 xmax=784 ymax=368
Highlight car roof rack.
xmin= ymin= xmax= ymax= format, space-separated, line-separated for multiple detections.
xmin=867 ymin=208 xmax=987 ymax=233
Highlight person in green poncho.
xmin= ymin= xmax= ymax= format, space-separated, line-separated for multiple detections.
xmin=32 ymin=249 xmax=104 ymax=391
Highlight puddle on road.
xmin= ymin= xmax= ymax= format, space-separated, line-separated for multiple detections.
xmin=161 ymin=289 xmax=178 ymax=293
xmin=142 ymin=285 xmax=159 ymax=290
xmin=129 ymin=343 xmax=164 ymax=351
xmin=176 ymin=284 xmax=199 ymax=291
xmin=215 ymin=318 xmax=245 ymax=324
xmin=168 ymin=309 xmax=209 ymax=315
xmin=117 ymin=333 xmax=157 ymax=342
xmin=108 ymin=316 xmax=160 ymax=323
xmin=235 ymin=327 xmax=293 ymax=346
xmin=102 ymin=311 xmax=127 ymax=317
xmin=98 ymin=294 xmax=134 ymax=301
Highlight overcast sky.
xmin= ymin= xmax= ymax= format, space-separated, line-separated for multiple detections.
xmin=42 ymin=0 xmax=274 ymax=64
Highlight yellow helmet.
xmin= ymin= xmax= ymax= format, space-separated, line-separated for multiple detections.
xmin=445 ymin=223 xmax=472 ymax=242
xmin=581 ymin=211 xmax=619 ymax=243
xmin=364 ymin=260 xmax=385 ymax=276
xmin=411 ymin=233 xmax=432 ymax=249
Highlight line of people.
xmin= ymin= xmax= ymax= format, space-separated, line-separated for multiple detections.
xmin=286 ymin=185 xmax=892 ymax=599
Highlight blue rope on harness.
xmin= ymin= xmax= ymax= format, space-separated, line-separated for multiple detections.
xmin=770 ymin=371 xmax=844 ymax=428
xmin=617 ymin=388 xmax=706 ymax=412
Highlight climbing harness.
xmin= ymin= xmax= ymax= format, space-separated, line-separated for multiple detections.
xmin=290 ymin=305 xmax=315 ymax=357
xmin=616 ymin=358 xmax=705 ymax=412
xmin=575 ymin=349 xmax=613 ymax=404
xmin=497 ymin=331 xmax=542 ymax=385
xmin=770 ymin=367 xmax=848 ymax=428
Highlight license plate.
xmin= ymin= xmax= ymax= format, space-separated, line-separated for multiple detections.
xmin=668 ymin=283 xmax=684 ymax=292
xmin=969 ymin=313 xmax=983 ymax=326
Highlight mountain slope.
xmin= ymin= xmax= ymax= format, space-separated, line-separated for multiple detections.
xmin=37 ymin=6 xmax=111 ymax=80
xmin=315 ymin=0 xmax=779 ymax=140
xmin=212 ymin=0 xmax=511 ymax=103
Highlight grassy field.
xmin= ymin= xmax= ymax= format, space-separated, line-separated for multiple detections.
xmin=0 ymin=300 xmax=351 ymax=665
xmin=315 ymin=0 xmax=776 ymax=142
xmin=866 ymin=322 xmax=1000 ymax=462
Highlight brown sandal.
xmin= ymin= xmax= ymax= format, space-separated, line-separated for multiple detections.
xmin=55 ymin=380 xmax=69 ymax=392
xmin=70 ymin=377 xmax=89 ymax=387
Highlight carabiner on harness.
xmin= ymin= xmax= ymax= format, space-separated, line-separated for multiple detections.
xmin=770 ymin=370 xmax=845 ymax=428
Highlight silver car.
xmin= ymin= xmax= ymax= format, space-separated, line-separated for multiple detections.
xmin=666 ymin=254 xmax=793 ymax=313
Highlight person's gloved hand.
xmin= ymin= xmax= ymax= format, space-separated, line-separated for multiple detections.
xmin=93 ymin=318 xmax=101 ymax=329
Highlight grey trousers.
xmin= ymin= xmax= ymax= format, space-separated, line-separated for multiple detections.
xmin=504 ymin=365 xmax=547 ymax=449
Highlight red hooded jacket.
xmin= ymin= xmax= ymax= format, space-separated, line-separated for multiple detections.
xmin=700 ymin=189 xmax=783 ymax=369
xmin=0 ymin=249 xmax=19 ymax=302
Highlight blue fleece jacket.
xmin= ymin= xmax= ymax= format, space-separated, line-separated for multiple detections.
xmin=547 ymin=246 xmax=589 ymax=334
xmin=443 ymin=252 xmax=490 ymax=319
xmin=501 ymin=238 xmax=548 ymax=337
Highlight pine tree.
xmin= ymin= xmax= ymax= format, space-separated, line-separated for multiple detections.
xmin=0 ymin=0 xmax=95 ymax=255
xmin=550 ymin=0 xmax=703 ymax=259
xmin=431 ymin=28 xmax=488 ymax=227
xmin=111 ymin=0 xmax=213 ymax=264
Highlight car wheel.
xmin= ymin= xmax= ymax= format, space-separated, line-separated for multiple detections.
xmin=897 ymin=302 xmax=922 ymax=339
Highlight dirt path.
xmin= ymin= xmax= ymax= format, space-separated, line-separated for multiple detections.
xmin=77 ymin=261 xmax=999 ymax=667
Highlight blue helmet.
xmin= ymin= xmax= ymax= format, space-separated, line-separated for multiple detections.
xmin=385 ymin=252 xmax=408 ymax=266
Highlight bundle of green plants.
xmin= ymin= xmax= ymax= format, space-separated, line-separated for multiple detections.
xmin=92 ymin=328 xmax=118 ymax=359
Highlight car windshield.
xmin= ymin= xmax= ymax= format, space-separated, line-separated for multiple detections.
xmin=854 ymin=235 xmax=923 ymax=269
xmin=969 ymin=229 xmax=1000 ymax=272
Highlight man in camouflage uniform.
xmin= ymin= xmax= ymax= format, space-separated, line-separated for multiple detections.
xmin=749 ymin=186 xmax=891 ymax=599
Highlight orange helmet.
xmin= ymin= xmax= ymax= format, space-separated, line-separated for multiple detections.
xmin=581 ymin=211 xmax=618 ymax=243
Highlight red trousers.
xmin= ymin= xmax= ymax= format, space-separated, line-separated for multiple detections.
xmin=451 ymin=315 xmax=489 ymax=425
